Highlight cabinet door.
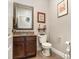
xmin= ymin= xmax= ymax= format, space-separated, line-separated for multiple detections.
xmin=25 ymin=36 xmax=37 ymax=57
xmin=13 ymin=37 xmax=25 ymax=59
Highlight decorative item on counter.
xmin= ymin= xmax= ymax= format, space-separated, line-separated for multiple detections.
xmin=38 ymin=24 xmax=46 ymax=32
xmin=38 ymin=24 xmax=40 ymax=29
xmin=44 ymin=25 xmax=46 ymax=29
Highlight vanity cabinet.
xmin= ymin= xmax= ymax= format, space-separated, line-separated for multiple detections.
xmin=13 ymin=35 xmax=37 ymax=59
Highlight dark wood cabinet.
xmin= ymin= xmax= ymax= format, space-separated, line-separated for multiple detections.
xmin=13 ymin=36 xmax=25 ymax=59
xmin=13 ymin=35 xmax=37 ymax=59
xmin=25 ymin=36 xmax=36 ymax=57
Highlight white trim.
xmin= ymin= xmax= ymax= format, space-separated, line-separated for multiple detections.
xmin=51 ymin=47 xmax=65 ymax=58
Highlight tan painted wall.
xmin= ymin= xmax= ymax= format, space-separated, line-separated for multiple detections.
xmin=48 ymin=0 xmax=71 ymax=53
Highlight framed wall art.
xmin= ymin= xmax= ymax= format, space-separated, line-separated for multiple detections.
xmin=37 ymin=12 xmax=45 ymax=23
xmin=13 ymin=3 xmax=34 ymax=30
xmin=57 ymin=0 xmax=68 ymax=17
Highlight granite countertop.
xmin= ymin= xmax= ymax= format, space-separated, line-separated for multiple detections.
xmin=13 ymin=34 xmax=36 ymax=37
xmin=13 ymin=32 xmax=36 ymax=37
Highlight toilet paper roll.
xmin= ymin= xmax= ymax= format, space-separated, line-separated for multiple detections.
xmin=65 ymin=41 xmax=70 ymax=45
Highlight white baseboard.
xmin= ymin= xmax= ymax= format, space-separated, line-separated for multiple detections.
xmin=51 ymin=47 xmax=65 ymax=58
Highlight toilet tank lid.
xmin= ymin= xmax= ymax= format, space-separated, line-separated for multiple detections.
xmin=38 ymin=34 xmax=47 ymax=37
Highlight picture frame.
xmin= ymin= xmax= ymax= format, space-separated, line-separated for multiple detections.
xmin=57 ymin=0 xmax=68 ymax=17
xmin=13 ymin=3 xmax=34 ymax=30
xmin=37 ymin=12 xmax=45 ymax=23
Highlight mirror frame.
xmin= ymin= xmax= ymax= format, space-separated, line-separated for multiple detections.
xmin=13 ymin=3 xmax=34 ymax=30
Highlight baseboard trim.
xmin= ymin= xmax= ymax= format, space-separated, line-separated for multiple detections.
xmin=51 ymin=47 xmax=65 ymax=58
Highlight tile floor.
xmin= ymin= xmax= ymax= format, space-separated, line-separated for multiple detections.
xmin=27 ymin=51 xmax=63 ymax=59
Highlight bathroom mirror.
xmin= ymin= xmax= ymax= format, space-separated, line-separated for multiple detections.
xmin=13 ymin=3 xmax=34 ymax=30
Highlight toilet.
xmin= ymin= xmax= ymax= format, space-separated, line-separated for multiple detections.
xmin=38 ymin=34 xmax=52 ymax=56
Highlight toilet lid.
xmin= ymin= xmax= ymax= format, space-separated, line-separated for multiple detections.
xmin=42 ymin=42 xmax=52 ymax=47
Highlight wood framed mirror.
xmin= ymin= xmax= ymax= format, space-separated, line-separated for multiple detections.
xmin=13 ymin=3 xmax=34 ymax=30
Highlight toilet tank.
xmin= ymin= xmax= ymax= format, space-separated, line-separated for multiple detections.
xmin=38 ymin=34 xmax=47 ymax=43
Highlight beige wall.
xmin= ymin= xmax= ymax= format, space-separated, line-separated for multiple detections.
xmin=48 ymin=0 xmax=71 ymax=53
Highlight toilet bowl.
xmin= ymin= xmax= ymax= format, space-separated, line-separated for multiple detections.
xmin=42 ymin=42 xmax=52 ymax=48
xmin=38 ymin=34 xmax=52 ymax=56
xmin=42 ymin=42 xmax=52 ymax=56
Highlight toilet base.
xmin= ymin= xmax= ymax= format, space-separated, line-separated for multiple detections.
xmin=42 ymin=48 xmax=51 ymax=56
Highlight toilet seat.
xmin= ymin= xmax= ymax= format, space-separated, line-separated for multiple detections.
xmin=42 ymin=42 xmax=52 ymax=47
